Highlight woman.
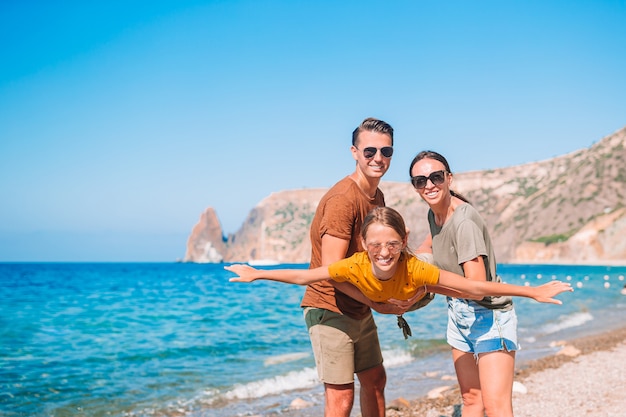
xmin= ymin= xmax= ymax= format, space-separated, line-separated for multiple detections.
xmin=409 ymin=150 xmax=519 ymax=417
xmin=226 ymin=207 xmax=571 ymax=310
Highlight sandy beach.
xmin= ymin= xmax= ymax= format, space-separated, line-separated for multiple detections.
xmin=384 ymin=326 xmax=626 ymax=417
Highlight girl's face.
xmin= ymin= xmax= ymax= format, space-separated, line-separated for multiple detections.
xmin=362 ymin=222 xmax=406 ymax=279
xmin=410 ymin=157 xmax=452 ymax=207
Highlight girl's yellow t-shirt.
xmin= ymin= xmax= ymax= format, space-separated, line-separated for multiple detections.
xmin=327 ymin=252 xmax=440 ymax=303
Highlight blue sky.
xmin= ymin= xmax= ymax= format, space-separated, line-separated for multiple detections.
xmin=1 ymin=0 xmax=625 ymax=262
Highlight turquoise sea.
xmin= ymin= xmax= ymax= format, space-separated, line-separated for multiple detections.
xmin=1 ymin=262 xmax=625 ymax=417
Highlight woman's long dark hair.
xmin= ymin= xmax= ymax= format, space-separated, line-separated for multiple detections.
xmin=409 ymin=150 xmax=470 ymax=204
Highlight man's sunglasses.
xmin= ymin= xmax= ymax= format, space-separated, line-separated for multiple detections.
xmin=356 ymin=146 xmax=394 ymax=159
xmin=411 ymin=170 xmax=447 ymax=189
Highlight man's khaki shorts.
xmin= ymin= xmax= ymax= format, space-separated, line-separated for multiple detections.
xmin=304 ymin=307 xmax=383 ymax=385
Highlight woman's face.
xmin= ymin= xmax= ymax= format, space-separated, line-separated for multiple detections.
xmin=362 ymin=222 xmax=405 ymax=279
xmin=410 ymin=157 xmax=451 ymax=207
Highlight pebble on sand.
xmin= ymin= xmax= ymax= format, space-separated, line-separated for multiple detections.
xmin=289 ymin=397 xmax=313 ymax=410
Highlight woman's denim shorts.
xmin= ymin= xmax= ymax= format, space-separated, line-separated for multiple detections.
xmin=446 ymin=297 xmax=519 ymax=354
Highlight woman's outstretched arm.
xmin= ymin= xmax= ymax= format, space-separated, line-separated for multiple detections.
xmin=435 ymin=270 xmax=573 ymax=304
xmin=225 ymin=264 xmax=331 ymax=285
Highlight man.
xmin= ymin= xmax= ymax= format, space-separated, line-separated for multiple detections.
xmin=301 ymin=117 xmax=399 ymax=417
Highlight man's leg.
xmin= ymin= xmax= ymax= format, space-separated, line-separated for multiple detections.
xmin=324 ymin=382 xmax=355 ymax=417
xmin=356 ymin=364 xmax=386 ymax=417
xmin=305 ymin=308 xmax=359 ymax=417
xmin=354 ymin=312 xmax=386 ymax=417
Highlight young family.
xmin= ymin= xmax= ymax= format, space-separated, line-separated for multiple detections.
xmin=226 ymin=118 xmax=573 ymax=417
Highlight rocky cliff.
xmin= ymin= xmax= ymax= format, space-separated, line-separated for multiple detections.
xmin=184 ymin=126 xmax=626 ymax=265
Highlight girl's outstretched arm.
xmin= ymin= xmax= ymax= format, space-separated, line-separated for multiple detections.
xmin=421 ymin=284 xmax=483 ymax=300
xmin=435 ymin=270 xmax=573 ymax=304
xmin=225 ymin=264 xmax=331 ymax=285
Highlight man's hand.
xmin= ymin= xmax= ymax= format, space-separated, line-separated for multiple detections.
xmin=368 ymin=301 xmax=411 ymax=315
xmin=368 ymin=287 xmax=429 ymax=315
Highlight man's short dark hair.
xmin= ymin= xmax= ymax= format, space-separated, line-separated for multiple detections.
xmin=352 ymin=117 xmax=394 ymax=146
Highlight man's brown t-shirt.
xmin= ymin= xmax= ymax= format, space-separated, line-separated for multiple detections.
xmin=300 ymin=176 xmax=385 ymax=320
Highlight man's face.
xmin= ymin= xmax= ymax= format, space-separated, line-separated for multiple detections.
xmin=351 ymin=130 xmax=393 ymax=180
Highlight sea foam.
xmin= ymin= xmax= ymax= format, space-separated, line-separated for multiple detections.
xmin=382 ymin=348 xmax=414 ymax=367
xmin=221 ymin=367 xmax=319 ymax=400
xmin=263 ymin=351 xmax=310 ymax=366
xmin=538 ymin=311 xmax=593 ymax=335
xmin=211 ymin=348 xmax=415 ymax=403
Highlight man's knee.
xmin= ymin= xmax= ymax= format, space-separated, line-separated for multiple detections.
xmin=357 ymin=364 xmax=386 ymax=391
xmin=324 ymin=383 xmax=355 ymax=415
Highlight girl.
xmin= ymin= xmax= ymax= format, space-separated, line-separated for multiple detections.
xmin=226 ymin=207 xmax=572 ymax=310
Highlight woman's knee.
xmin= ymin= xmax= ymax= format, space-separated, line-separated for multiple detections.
xmin=482 ymin=397 xmax=513 ymax=417
xmin=461 ymin=388 xmax=484 ymax=413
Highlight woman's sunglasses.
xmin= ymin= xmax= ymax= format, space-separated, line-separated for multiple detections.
xmin=411 ymin=170 xmax=447 ymax=189
xmin=356 ymin=146 xmax=394 ymax=159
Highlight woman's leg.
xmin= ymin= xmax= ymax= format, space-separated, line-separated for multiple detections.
xmin=477 ymin=350 xmax=516 ymax=417
xmin=451 ymin=348 xmax=484 ymax=417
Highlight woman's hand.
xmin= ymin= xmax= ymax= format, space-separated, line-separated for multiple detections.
xmin=225 ymin=264 xmax=259 ymax=282
xmin=532 ymin=281 xmax=574 ymax=304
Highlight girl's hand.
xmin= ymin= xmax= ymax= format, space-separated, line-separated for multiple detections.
xmin=533 ymin=281 xmax=574 ymax=304
xmin=225 ymin=264 xmax=259 ymax=282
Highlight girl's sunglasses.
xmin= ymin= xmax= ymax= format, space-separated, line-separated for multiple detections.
xmin=366 ymin=241 xmax=403 ymax=254
xmin=411 ymin=170 xmax=447 ymax=189
xmin=356 ymin=146 xmax=394 ymax=159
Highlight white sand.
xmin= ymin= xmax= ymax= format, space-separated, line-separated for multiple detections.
xmin=512 ymin=342 xmax=626 ymax=417
xmin=384 ymin=327 xmax=626 ymax=417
